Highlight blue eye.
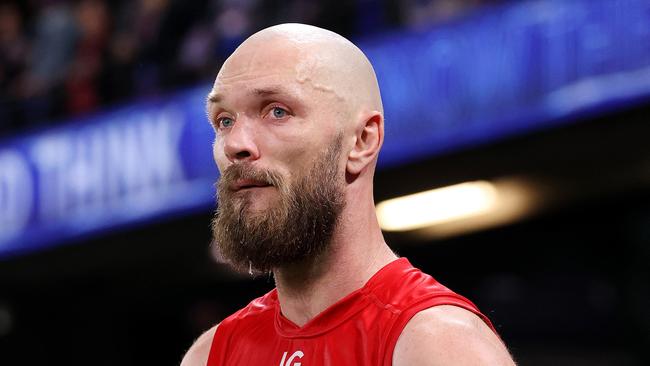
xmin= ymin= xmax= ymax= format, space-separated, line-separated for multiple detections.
xmin=271 ymin=107 xmax=287 ymax=119
xmin=220 ymin=117 xmax=234 ymax=128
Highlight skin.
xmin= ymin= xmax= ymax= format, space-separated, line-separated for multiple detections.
xmin=181 ymin=23 xmax=515 ymax=366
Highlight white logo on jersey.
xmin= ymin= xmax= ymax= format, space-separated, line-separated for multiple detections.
xmin=279 ymin=350 xmax=304 ymax=366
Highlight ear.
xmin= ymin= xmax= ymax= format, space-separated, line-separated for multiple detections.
xmin=347 ymin=111 xmax=384 ymax=175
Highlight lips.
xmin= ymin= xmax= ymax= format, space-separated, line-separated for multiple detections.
xmin=231 ymin=179 xmax=272 ymax=192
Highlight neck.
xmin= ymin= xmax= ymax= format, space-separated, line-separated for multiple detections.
xmin=272 ymin=190 xmax=397 ymax=327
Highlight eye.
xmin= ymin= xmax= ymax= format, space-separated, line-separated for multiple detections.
xmin=219 ymin=116 xmax=234 ymax=128
xmin=270 ymin=106 xmax=288 ymax=119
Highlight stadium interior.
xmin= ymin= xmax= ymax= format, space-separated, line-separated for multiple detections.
xmin=1 ymin=0 xmax=649 ymax=365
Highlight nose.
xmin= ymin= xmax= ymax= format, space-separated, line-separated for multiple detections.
xmin=223 ymin=118 xmax=260 ymax=163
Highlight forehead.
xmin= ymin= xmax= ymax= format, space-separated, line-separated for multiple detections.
xmin=210 ymin=37 xmax=337 ymax=102
xmin=206 ymin=38 xmax=355 ymax=132
xmin=217 ymin=38 xmax=304 ymax=85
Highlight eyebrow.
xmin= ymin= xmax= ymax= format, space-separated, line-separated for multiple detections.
xmin=252 ymin=87 xmax=285 ymax=98
xmin=206 ymin=93 xmax=222 ymax=104
xmin=206 ymin=86 xmax=295 ymax=106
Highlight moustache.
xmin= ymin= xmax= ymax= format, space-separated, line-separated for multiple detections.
xmin=216 ymin=163 xmax=285 ymax=193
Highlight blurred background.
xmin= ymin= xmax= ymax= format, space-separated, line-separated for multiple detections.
xmin=1 ymin=0 xmax=649 ymax=364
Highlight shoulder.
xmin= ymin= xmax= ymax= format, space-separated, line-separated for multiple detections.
xmin=180 ymin=324 xmax=219 ymax=366
xmin=180 ymin=291 xmax=278 ymax=366
xmin=392 ymin=305 xmax=516 ymax=366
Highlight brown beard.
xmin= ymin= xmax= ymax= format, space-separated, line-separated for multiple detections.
xmin=211 ymin=134 xmax=345 ymax=274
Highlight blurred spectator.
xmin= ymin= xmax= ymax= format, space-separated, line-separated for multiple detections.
xmin=0 ymin=3 xmax=29 ymax=132
xmin=177 ymin=20 xmax=216 ymax=84
xmin=105 ymin=30 xmax=137 ymax=104
xmin=131 ymin=0 xmax=170 ymax=96
xmin=65 ymin=0 xmax=110 ymax=115
xmin=214 ymin=0 xmax=254 ymax=59
xmin=22 ymin=0 xmax=77 ymax=123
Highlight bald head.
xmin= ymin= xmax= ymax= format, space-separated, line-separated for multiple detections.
xmin=209 ymin=23 xmax=385 ymax=186
xmin=216 ymin=23 xmax=383 ymax=122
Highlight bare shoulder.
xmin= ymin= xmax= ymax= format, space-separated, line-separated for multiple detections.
xmin=393 ymin=305 xmax=516 ymax=366
xmin=180 ymin=324 xmax=219 ymax=366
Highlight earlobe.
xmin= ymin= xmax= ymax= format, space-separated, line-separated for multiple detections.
xmin=346 ymin=112 xmax=383 ymax=175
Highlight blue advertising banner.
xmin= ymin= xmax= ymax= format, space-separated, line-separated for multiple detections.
xmin=0 ymin=86 xmax=217 ymax=257
xmin=364 ymin=0 xmax=650 ymax=166
xmin=1 ymin=0 xmax=649 ymax=258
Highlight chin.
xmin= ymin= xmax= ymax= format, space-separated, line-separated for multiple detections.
xmin=239 ymin=187 xmax=278 ymax=211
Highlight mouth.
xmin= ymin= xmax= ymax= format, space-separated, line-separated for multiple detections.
xmin=231 ymin=179 xmax=273 ymax=192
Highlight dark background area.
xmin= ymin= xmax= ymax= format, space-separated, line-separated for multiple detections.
xmin=1 ymin=0 xmax=649 ymax=365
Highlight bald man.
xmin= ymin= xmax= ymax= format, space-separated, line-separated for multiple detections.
xmin=181 ymin=24 xmax=516 ymax=366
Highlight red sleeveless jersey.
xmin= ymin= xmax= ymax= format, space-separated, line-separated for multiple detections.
xmin=207 ymin=258 xmax=496 ymax=366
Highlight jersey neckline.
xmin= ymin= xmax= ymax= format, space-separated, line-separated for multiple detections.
xmin=273 ymin=257 xmax=412 ymax=338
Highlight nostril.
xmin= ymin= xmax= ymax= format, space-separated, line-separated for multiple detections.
xmin=236 ymin=151 xmax=251 ymax=159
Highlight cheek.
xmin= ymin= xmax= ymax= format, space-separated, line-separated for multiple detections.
xmin=212 ymin=139 xmax=228 ymax=170
xmin=268 ymin=137 xmax=312 ymax=171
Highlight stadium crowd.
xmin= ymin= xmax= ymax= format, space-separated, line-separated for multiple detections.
xmin=0 ymin=0 xmax=496 ymax=136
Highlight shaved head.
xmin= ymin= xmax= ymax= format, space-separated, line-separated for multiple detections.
xmin=214 ymin=23 xmax=383 ymax=128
